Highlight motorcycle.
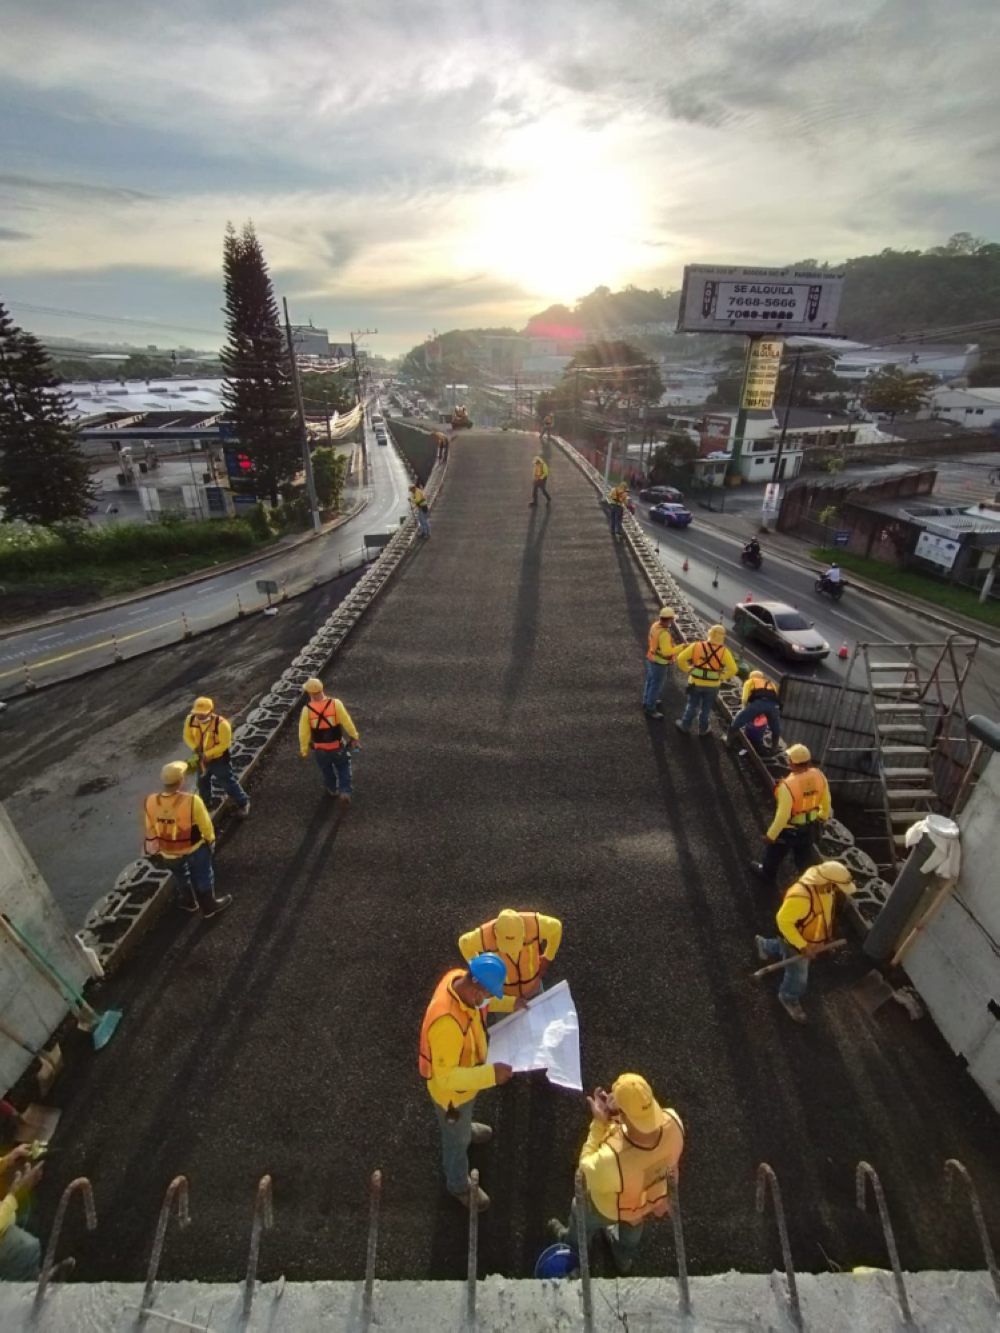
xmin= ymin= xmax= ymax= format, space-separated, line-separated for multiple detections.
xmin=815 ymin=575 xmax=845 ymax=601
xmin=741 ymin=545 xmax=763 ymax=570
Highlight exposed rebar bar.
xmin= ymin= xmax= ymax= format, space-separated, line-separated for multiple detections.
xmin=241 ymin=1173 xmax=274 ymax=1322
xmin=140 ymin=1175 xmax=191 ymax=1322
xmin=572 ymin=1169 xmax=594 ymax=1331
xmin=34 ymin=1177 xmax=97 ymax=1310
xmin=856 ymin=1161 xmax=912 ymax=1325
xmin=944 ymin=1159 xmax=1000 ymax=1306
xmin=466 ymin=1169 xmax=479 ymax=1328
xmin=361 ymin=1169 xmax=382 ymax=1329
xmin=667 ymin=1167 xmax=692 ymax=1317
xmin=755 ymin=1163 xmax=802 ymax=1331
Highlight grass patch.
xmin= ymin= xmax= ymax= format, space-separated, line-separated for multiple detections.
xmin=812 ymin=547 xmax=1000 ymax=631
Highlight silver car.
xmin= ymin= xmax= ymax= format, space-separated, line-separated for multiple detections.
xmin=733 ymin=600 xmax=830 ymax=663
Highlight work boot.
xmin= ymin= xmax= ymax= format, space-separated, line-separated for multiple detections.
xmin=779 ymin=996 xmax=808 ymax=1024
xmin=674 ymin=720 xmax=690 ymax=734
xmin=237 ymin=801 xmax=251 ymax=820
xmin=470 ymin=1123 xmax=493 ymax=1146
xmin=547 ymin=1218 xmax=569 ymax=1241
xmin=451 ymin=1182 xmax=490 ymax=1212
xmin=754 ymin=935 xmax=769 ymax=963
xmin=644 ymin=707 xmax=664 ymax=720
xmin=201 ymin=894 xmax=233 ymax=920
xmin=337 ymin=793 xmax=352 ymax=808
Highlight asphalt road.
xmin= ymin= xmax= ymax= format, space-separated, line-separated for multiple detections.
xmin=0 ymin=429 xmax=411 ymax=696
xmin=35 ymin=431 xmax=1000 ymax=1287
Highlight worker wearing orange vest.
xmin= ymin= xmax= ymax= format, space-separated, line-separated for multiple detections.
xmin=643 ymin=606 xmax=682 ymax=719
xmin=607 ymin=482 xmax=628 ymax=537
xmin=433 ymin=430 xmax=448 ymax=459
xmin=548 ymin=1074 xmax=685 ymax=1274
xmin=409 ymin=483 xmax=430 ymax=538
xmin=419 ymin=954 xmax=528 ymax=1211
xmin=143 ymin=761 xmax=232 ymax=918
xmin=183 ymin=696 xmax=250 ymax=820
xmin=457 ymin=909 xmax=563 ymax=1000
xmin=530 ymin=456 xmax=551 ymax=507
xmin=726 ymin=670 xmax=782 ymax=751
xmin=674 ymin=624 xmax=738 ymax=736
xmin=299 ymin=678 xmax=359 ymax=806
xmin=755 ymin=861 xmax=855 ymax=1022
xmin=540 ymin=413 xmax=555 ymax=442
xmin=751 ymin=743 xmax=831 ymax=883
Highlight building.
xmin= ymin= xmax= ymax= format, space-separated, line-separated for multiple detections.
xmin=824 ymin=341 xmax=981 ymax=384
xmin=290 ymin=324 xmax=332 ymax=358
xmin=922 ymin=387 xmax=1000 ymax=429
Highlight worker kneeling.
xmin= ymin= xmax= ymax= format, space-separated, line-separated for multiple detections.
xmin=756 ymin=860 xmax=855 ymax=1024
xmin=458 ymin=908 xmax=562 ymax=1003
xmin=548 ymin=1074 xmax=684 ymax=1275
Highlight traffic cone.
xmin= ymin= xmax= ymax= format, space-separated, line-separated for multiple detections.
xmin=745 ymin=591 xmax=753 ymax=603
xmin=682 ymin=556 xmax=689 ymax=573
xmin=838 ymin=640 xmax=849 ymax=659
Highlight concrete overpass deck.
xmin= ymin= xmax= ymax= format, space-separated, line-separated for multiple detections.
xmin=36 ymin=431 xmax=1000 ymax=1284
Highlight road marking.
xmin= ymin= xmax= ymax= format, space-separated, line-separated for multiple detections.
xmin=0 ymin=619 xmax=181 ymax=681
xmin=36 ymin=631 xmax=66 ymax=643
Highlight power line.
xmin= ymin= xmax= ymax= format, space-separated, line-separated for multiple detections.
xmin=6 ymin=299 xmax=223 ymax=341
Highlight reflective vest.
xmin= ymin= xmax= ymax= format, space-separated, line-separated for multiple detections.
xmin=746 ymin=674 xmax=778 ymax=704
xmin=418 ymin=969 xmax=488 ymax=1080
xmin=776 ymin=768 xmax=827 ymax=824
xmin=144 ymin=792 xmax=201 ymax=858
xmin=609 ymin=486 xmax=627 ymax=507
xmin=307 ymin=697 xmax=344 ymax=751
xmin=687 ymin=640 xmax=726 ymax=685
xmin=647 ymin=620 xmax=676 ymax=665
xmin=605 ymin=1109 xmax=685 ymax=1224
xmin=186 ymin=712 xmax=225 ymax=767
xmin=543 ymin=415 xmax=554 ymax=428
xmin=411 ymin=488 xmax=428 ymax=510
xmin=433 ymin=432 xmax=446 ymax=447
xmin=479 ymin=913 xmax=542 ymax=997
xmin=783 ymin=880 xmax=835 ymax=944
xmin=534 ymin=460 xmax=549 ymax=481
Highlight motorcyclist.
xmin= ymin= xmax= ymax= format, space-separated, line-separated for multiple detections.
xmin=743 ymin=537 xmax=762 ymax=564
xmin=823 ymin=562 xmax=841 ymax=588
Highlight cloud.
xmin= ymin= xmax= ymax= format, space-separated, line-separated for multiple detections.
xmin=0 ymin=226 xmax=31 ymax=241
xmin=0 ymin=173 xmax=156 ymax=205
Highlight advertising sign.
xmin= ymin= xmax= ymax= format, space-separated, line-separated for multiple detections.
xmin=915 ymin=531 xmax=960 ymax=571
xmin=741 ymin=338 xmax=784 ymax=410
xmin=677 ymin=264 xmax=845 ymax=335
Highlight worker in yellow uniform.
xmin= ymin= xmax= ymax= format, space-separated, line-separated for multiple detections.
xmin=409 ymin=482 xmax=430 ymax=538
xmin=540 ymin=413 xmax=555 ymax=443
xmin=674 ymin=623 xmax=738 ymax=736
xmin=143 ymin=761 xmax=231 ymax=918
xmin=751 ymin=742 xmax=831 ymax=883
xmin=298 ymin=677 xmax=359 ymax=806
xmin=0 ymin=1144 xmax=44 ymax=1280
xmin=755 ymin=860 xmax=855 ymax=1023
xmin=530 ymin=455 xmax=551 ymax=507
xmin=643 ymin=605 xmax=682 ymax=720
xmin=548 ymin=1074 xmax=684 ymax=1274
xmin=418 ymin=954 xmax=528 ymax=1211
xmin=726 ymin=669 xmax=781 ymax=752
xmin=607 ymin=481 xmax=628 ymax=537
xmin=183 ymin=696 xmax=250 ymax=819
xmin=433 ymin=430 xmax=448 ymax=460
xmin=458 ymin=908 xmax=563 ymax=1001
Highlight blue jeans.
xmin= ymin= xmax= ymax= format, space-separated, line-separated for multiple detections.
xmin=0 ymin=1222 xmax=42 ymax=1280
xmin=608 ymin=505 xmax=624 ymax=535
xmin=761 ymin=824 xmax=818 ymax=880
xmin=678 ymin=686 xmax=717 ymax=733
xmin=729 ymin=698 xmax=781 ymax=746
xmin=415 ymin=507 xmax=430 ymax=536
xmin=197 ymin=755 xmax=249 ymax=810
xmin=567 ymin=1195 xmax=644 ymax=1269
xmin=166 ymin=840 xmax=215 ymax=902
xmin=643 ymin=660 xmax=667 ymax=711
xmin=433 ymin=1098 xmax=475 ymax=1195
xmin=760 ymin=938 xmax=809 ymax=1003
xmin=531 ymin=479 xmax=550 ymax=504
xmin=313 ymin=747 xmax=353 ymax=795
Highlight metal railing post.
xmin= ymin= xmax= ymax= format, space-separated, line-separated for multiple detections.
xmin=466 ymin=1169 xmax=480 ymax=1327
xmin=140 ymin=1175 xmax=191 ymax=1323
xmin=241 ymin=1173 xmax=274 ymax=1322
xmin=361 ymin=1169 xmax=382 ymax=1330
xmin=755 ymin=1163 xmax=802 ymax=1331
xmin=944 ymin=1159 xmax=1000 ymax=1306
xmin=856 ymin=1161 xmax=912 ymax=1325
xmin=34 ymin=1177 xmax=97 ymax=1311
xmin=572 ymin=1170 xmax=594 ymax=1331
xmin=667 ymin=1167 xmax=691 ymax=1317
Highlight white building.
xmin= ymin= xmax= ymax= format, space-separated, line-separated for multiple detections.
xmin=821 ymin=341 xmax=981 ymax=384
xmin=923 ymin=387 xmax=1000 ymax=429
xmin=290 ymin=324 xmax=332 ymax=358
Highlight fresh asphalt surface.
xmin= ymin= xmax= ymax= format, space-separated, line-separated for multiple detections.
xmin=40 ymin=432 xmax=1000 ymax=1283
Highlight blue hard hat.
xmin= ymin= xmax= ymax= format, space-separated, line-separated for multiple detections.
xmin=469 ymin=952 xmax=506 ymax=998
xmin=534 ymin=1243 xmax=578 ymax=1280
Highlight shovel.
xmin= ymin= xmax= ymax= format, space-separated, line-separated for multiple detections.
xmin=0 ymin=1018 xmax=63 ymax=1095
xmin=0 ymin=917 xmax=122 ymax=1051
xmin=751 ymin=938 xmax=847 ymax=977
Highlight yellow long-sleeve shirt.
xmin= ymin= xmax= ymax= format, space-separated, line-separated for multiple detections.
xmin=766 ymin=772 xmax=832 ymax=841
xmin=457 ymin=913 xmax=563 ymax=967
xmin=183 ymin=712 xmax=233 ymax=762
xmin=0 ymin=1192 xmax=17 ymax=1240
xmin=776 ymin=884 xmax=836 ymax=951
xmin=741 ymin=676 xmax=778 ymax=707
xmin=675 ymin=641 xmax=738 ymax=687
xmin=648 ymin=624 xmax=680 ymax=664
xmin=144 ymin=790 xmax=215 ymax=856
xmin=533 ymin=460 xmax=549 ymax=481
xmin=425 ymin=979 xmax=515 ymax=1109
xmin=299 ymin=698 xmax=359 ymax=757
xmin=578 ymin=1111 xmax=685 ymax=1223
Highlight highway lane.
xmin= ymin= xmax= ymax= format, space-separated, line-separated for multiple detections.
xmin=0 ymin=426 xmax=411 ymax=696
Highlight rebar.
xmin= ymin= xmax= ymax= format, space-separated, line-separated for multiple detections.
xmin=667 ymin=1167 xmax=692 ymax=1317
xmin=361 ymin=1169 xmax=382 ymax=1329
xmin=241 ymin=1173 xmax=274 ymax=1322
xmin=572 ymin=1169 xmax=594 ymax=1332
xmin=140 ymin=1175 xmax=191 ymax=1322
xmin=755 ymin=1163 xmax=802 ymax=1331
xmin=34 ymin=1177 xmax=97 ymax=1310
xmin=466 ymin=1169 xmax=479 ymax=1327
xmin=856 ymin=1161 xmax=912 ymax=1325
xmin=944 ymin=1159 xmax=1000 ymax=1306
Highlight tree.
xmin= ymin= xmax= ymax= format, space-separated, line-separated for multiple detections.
xmin=311 ymin=447 xmax=348 ymax=511
xmin=220 ymin=221 xmax=300 ymax=506
xmin=662 ymin=431 xmax=698 ymax=466
xmin=0 ymin=299 xmax=98 ymax=524
xmin=863 ymin=365 xmax=935 ymax=421
xmin=299 ymin=371 xmax=353 ymax=421
xmin=565 ymin=341 xmax=664 ymax=415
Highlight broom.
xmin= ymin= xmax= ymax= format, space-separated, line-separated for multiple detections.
xmin=0 ymin=917 xmax=122 ymax=1050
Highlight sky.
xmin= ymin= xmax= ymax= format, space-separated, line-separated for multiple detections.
xmin=1 ymin=0 xmax=998 ymax=356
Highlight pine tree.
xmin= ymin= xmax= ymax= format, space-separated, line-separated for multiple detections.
xmin=220 ymin=222 xmax=300 ymax=506
xmin=0 ymin=299 xmax=98 ymax=524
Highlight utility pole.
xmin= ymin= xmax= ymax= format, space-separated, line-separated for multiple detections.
xmin=573 ymin=366 xmax=581 ymax=444
xmin=771 ymin=348 xmax=802 ymax=485
xmin=351 ymin=327 xmax=377 ymax=480
xmin=283 ymin=297 xmax=321 ymax=534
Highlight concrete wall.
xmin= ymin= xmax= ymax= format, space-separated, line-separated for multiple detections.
xmin=0 ymin=800 xmax=88 ymax=1096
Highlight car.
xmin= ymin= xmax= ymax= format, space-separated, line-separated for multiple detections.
xmin=639 ymin=485 xmax=683 ymax=504
xmin=732 ymin=600 xmax=830 ymax=663
xmin=649 ymin=502 xmax=692 ymax=528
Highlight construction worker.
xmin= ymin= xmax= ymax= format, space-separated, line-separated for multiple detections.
xmin=643 ymin=606 xmax=682 ymax=720
xmin=433 ymin=430 xmax=448 ymax=460
xmin=0 ymin=1144 xmax=44 ymax=1280
xmin=548 ymin=1074 xmax=684 ymax=1275
xmin=298 ymin=678 xmax=359 ymax=806
xmin=183 ymin=696 xmax=250 ymax=819
xmin=751 ymin=743 xmax=831 ymax=883
xmin=458 ymin=908 xmax=563 ymax=1001
xmin=418 ymin=954 xmax=527 ymax=1211
xmin=755 ymin=861 xmax=855 ymax=1023
xmin=540 ymin=413 xmax=555 ymax=442
xmin=143 ymin=761 xmax=232 ymax=918
xmin=530 ymin=455 xmax=551 ymax=507
xmin=409 ymin=482 xmax=430 ymax=537
xmin=607 ymin=481 xmax=628 ymax=537
xmin=674 ymin=624 xmax=738 ymax=736
xmin=727 ymin=669 xmax=781 ymax=750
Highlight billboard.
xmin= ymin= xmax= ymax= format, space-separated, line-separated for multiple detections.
xmin=677 ymin=264 xmax=845 ymax=336
xmin=741 ymin=338 xmax=784 ymax=410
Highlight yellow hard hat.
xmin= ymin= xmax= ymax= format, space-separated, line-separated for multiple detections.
xmin=493 ymin=909 xmax=526 ymax=954
xmin=612 ymin=1073 xmax=662 ymax=1133
xmin=192 ymin=696 xmax=213 ymax=714
xmin=786 ymin=743 xmax=812 ymax=764
xmin=818 ymin=860 xmax=855 ymax=892
xmin=303 ymin=678 xmax=324 ymax=694
xmin=160 ymin=761 xmax=189 ymax=787
xmin=660 ymin=606 xmax=676 ymax=620
xmin=707 ymin=623 xmax=726 ymax=644
xmin=748 ymin=670 xmax=766 ymax=682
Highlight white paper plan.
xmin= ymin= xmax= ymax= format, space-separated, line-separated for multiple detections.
xmin=487 ymin=979 xmax=583 ymax=1091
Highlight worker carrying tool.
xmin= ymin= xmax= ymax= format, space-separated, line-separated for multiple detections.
xmin=143 ymin=761 xmax=232 ymax=918
xmin=751 ymin=743 xmax=831 ymax=883
xmin=643 ymin=606 xmax=683 ymax=720
xmin=674 ymin=624 xmax=737 ymax=737
xmin=183 ymin=697 xmax=250 ymax=820
xmin=547 ymin=1074 xmax=684 ymax=1274
xmin=458 ymin=909 xmax=563 ymax=1000
xmin=606 ymin=481 xmax=628 ymax=537
xmin=299 ymin=678 xmax=359 ymax=806
xmin=409 ymin=483 xmax=430 ymax=538
xmin=0 ymin=1144 xmax=45 ymax=1280
xmin=755 ymin=861 xmax=855 ymax=1023
xmin=726 ymin=669 xmax=782 ymax=751
xmin=530 ymin=455 xmax=551 ymax=507
xmin=540 ymin=413 xmax=555 ymax=442
xmin=418 ymin=954 xmax=528 ymax=1212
